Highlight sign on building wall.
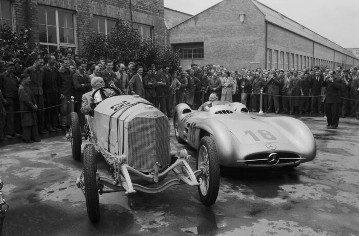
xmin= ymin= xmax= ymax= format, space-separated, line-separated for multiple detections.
xmin=37 ymin=0 xmax=77 ymax=10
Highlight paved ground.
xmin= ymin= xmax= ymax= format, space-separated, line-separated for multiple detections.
xmin=0 ymin=114 xmax=359 ymax=236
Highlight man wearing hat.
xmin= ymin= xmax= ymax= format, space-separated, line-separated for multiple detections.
xmin=0 ymin=62 xmax=20 ymax=138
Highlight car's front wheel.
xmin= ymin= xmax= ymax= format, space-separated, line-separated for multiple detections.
xmin=83 ymin=144 xmax=100 ymax=223
xmin=70 ymin=112 xmax=82 ymax=161
xmin=197 ymin=136 xmax=220 ymax=206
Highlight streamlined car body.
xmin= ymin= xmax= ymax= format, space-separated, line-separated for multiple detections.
xmin=174 ymin=101 xmax=316 ymax=168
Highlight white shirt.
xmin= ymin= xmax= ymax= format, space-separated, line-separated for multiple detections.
xmin=93 ymin=89 xmax=103 ymax=103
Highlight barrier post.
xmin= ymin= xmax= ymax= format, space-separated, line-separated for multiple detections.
xmin=258 ymin=89 xmax=264 ymax=115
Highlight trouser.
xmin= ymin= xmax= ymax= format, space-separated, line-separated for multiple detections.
xmin=4 ymin=97 xmax=16 ymax=135
xmin=75 ymin=97 xmax=86 ymax=131
xmin=0 ymin=112 xmax=5 ymax=139
xmin=241 ymin=93 xmax=249 ymax=106
xmin=44 ymin=93 xmax=59 ymax=129
xmin=186 ymin=92 xmax=195 ymax=107
xmin=325 ymin=102 xmax=340 ymax=127
xmin=282 ymin=95 xmax=291 ymax=113
xmin=178 ymin=90 xmax=186 ymax=104
xmin=267 ymin=93 xmax=280 ymax=113
xmin=311 ymin=95 xmax=322 ymax=114
xmin=157 ymin=95 xmax=167 ymax=114
xmin=340 ymin=97 xmax=349 ymax=117
xmin=167 ymin=94 xmax=173 ymax=117
xmin=60 ymin=96 xmax=71 ymax=128
xmin=300 ymin=96 xmax=310 ymax=113
xmin=22 ymin=125 xmax=40 ymax=141
xmin=34 ymin=94 xmax=45 ymax=131
xmin=147 ymin=97 xmax=157 ymax=107
xmin=251 ymin=94 xmax=259 ymax=111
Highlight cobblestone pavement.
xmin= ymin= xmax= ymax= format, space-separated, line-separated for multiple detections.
xmin=0 ymin=115 xmax=358 ymax=236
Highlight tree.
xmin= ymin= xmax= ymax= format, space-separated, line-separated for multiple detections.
xmin=81 ymin=19 xmax=180 ymax=70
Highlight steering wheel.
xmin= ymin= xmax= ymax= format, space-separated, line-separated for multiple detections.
xmin=91 ymin=86 xmax=122 ymax=102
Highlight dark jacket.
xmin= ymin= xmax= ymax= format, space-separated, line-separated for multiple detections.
xmin=0 ymin=71 xmax=19 ymax=98
xmin=18 ymin=84 xmax=37 ymax=127
xmin=311 ymin=74 xmax=324 ymax=95
xmin=43 ymin=65 xmax=60 ymax=94
xmin=73 ymin=72 xmax=91 ymax=101
xmin=25 ymin=66 xmax=44 ymax=96
xmin=129 ymin=74 xmax=145 ymax=98
xmin=58 ymin=70 xmax=74 ymax=97
xmin=143 ymin=73 xmax=158 ymax=98
xmin=323 ymin=77 xmax=341 ymax=103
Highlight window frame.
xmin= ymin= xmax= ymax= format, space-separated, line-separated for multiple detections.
xmin=92 ymin=15 xmax=117 ymax=35
xmin=38 ymin=5 xmax=77 ymax=53
xmin=132 ymin=22 xmax=154 ymax=41
xmin=178 ymin=47 xmax=204 ymax=60
xmin=0 ymin=0 xmax=13 ymax=28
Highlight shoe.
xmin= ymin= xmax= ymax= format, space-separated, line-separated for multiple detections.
xmin=32 ymin=139 xmax=41 ymax=142
xmin=48 ymin=127 xmax=56 ymax=132
xmin=54 ymin=127 xmax=62 ymax=131
xmin=15 ymin=133 xmax=22 ymax=138
xmin=23 ymin=139 xmax=34 ymax=143
xmin=6 ymin=135 xmax=14 ymax=139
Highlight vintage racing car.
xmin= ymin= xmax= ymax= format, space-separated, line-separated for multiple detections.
xmin=0 ymin=179 xmax=9 ymax=234
xmin=68 ymin=87 xmax=220 ymax=223
xmin=174 ymin=101 xmax=316 ymax=168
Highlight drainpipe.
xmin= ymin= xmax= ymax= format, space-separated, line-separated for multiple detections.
xmin=129 ymin=0 xmax=133 ymax=25
xmin=265 ymin=21 xmax=268 ymax=69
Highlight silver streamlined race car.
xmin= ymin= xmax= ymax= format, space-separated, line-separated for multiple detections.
xmin=174 ymin=101 xmax=316 ymax=168
xmin=67 ymin=87 xmax=219 ymax=223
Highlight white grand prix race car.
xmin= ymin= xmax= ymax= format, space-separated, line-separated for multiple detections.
xmin=67 ymin=87 xmax=219 ymax=223
xmin=174 ymin=101 xmax=316 ymax=168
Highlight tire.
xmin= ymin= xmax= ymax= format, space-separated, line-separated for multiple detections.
xmin=197 ymin=136 xmax=220 ymax=206
xmin=173 ymin=113 xmax=185 ymax=144
xmin=70 ymin=112 xmax=82 ymax=161
xmin=83 ymin=144 xmax=100 ymax=223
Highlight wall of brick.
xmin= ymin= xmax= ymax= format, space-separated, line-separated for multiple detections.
xmin=170 ymin=0 xmax=266 ymax=70
xmin=12 ymin=0 xmax=167 ymax=53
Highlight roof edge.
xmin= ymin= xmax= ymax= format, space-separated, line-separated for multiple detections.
xmin=164 ymin=7 xmax=193 ymax=17
xmin=169 ymin=0 xmax=224 ymax=30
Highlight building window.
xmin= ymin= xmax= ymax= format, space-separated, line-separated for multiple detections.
xmin=291 ymin=53 xmax=294 ymax=69
xmin=38 ymin=6 xmax=76 ymax=53
xmin=92 ymin=16 xmax=116 ymax=35
xmin=267 ymin=49 xmax=272 ymax=69
xmin=274 ymin=50 xmax=278 ymax=69
xmin=133 ymin=23 xmax=153 ymax=40
xmin=286 ymin=52 xmax=290 ymax=70
xmin=280 ymin=51 xmax=284 ymax=70
xmin=356 ymin=49 xmax=359 ymax=54
xmin=299 ymin=55 xmax=302 ymax=70
xmin=295 ymin=54 xmax=298 ymax=70
xmin=304 ymin=56 xmax=307 ymax=69
xmin=0 ymin=0 xmax=12 ymax=27
xmin=173 ymin=42 xmax=204 ymax=60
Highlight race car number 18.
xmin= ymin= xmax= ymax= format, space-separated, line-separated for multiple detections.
xmin=245 ymin=130 xmax=277 ymax=141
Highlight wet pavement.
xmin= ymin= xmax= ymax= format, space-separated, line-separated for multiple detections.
xmin=0 ymin=115 xmax=359 ymax=236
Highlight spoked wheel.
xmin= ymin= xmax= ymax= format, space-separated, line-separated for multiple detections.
xmin=173 ymin=113 xmax=185 ymax=144
xmin=70 ymin=112 xmax=82 ymax=161
xmin=83 ymin=144 xmax=100 ymax=223
xmin=197 ymin=136 xmax=220 ymax=206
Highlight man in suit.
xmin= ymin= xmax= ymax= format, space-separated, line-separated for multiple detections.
xmin=323 ymin=71 xmax=341 ymax=129
xmin=114 ymin=63 xmax=129 ymax=94
xmin=310 ymin=70 xmax=324 ymax=116
xmin=129 ymin=66 xmax=145 ymax=98
xmin=266 ymin=70 xmax=281 ymax=113
xmin=18 ymin=73 xmax=41 ymax=143
xmin=81 ymin=77 xmax=105 ymax=115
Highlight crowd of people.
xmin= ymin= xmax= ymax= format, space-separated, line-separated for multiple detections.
xmin=1 ymin=51 xmax=359 ymax=143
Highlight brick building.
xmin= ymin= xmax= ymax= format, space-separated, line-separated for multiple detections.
xmin=346 ymin=48 xmax=359 ymax=58
xmin=168 ymin=0 xmax=359 ymax=70
xmin=1 ymin=0 xmax=167 ymax=54
xmin=164 ymin=7 xmax=192 ymax=30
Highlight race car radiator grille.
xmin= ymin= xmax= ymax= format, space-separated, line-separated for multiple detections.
xmin=127 ymin=116 xmax=170 ymax=172
xmin=244 ymin=152 xmax=301 ymax=166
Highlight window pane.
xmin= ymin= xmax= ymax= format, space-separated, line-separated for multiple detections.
xmin=66 ymin=13 xmax=73 ymax=28
xmin=68 ymin=29 xmax=74 ymax=44
xmin=92 ymin=17 xmax=98 ymax=33
xmin=58 ymin=11 xmax=66 ymax=27
xmin=48 ymin=26 xmax=57 ymax=43
xmin=46 ymin=7 xmax=56 ymax=26
xmin=38 ymin=7 xmax=46 ymax=24
xmin=1 ymin=0 xmax=11 ymax=21
xmin=98 ymin=17 xmax=105 ymax=33
xmin=39 ymin=25 xmax=47 ymax=43
xmin=107 ymin=19 xmax=116 ymax=34
xmin=59 ymin=27 xmax=65 ymax=43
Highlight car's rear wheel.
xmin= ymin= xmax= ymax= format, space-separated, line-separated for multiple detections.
xmin=83 ymin=144 xmax=100 ymax=223
xmin=70 ymin=112 xmax=82 ymax=161
xmin=174 ymin=113 xmax=185 ymax=144
xmin=197 ymin=136 xmax=220 ymax=206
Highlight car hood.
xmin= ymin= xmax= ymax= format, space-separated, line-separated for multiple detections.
xmin=215 ymin=114 xmax=289 ymax=146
